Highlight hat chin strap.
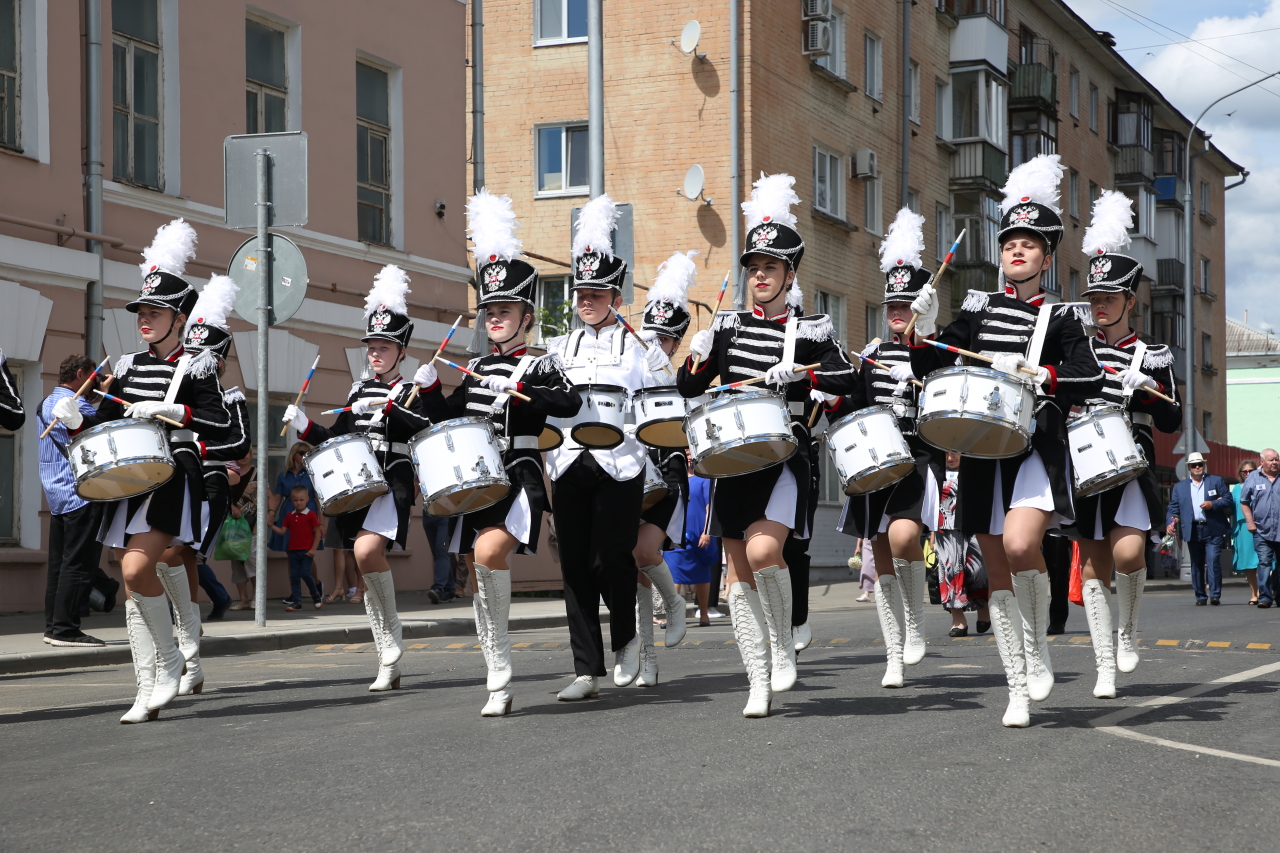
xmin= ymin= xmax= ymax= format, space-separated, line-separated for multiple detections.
xmin=1004 ymin=270 xmax=1041 ymax=285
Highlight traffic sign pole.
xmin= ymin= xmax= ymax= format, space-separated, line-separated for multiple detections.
xmin=254 ymin=148 xmax=272 ymax=628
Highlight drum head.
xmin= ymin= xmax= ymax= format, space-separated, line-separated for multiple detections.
xmin=322 ymin=483 xmax=388 ymax=516
xmin=693 ymin=439 xmax=796 ymax=478
xmin=538 ymin=424 xmax=564 ymax=451
xmin=641 ymin=485 xmax=670 ymax=512
xmin=428 ymin=481 xmax=510 ymax=517
xmin=571 ymin=423 xmax=624 ymax=450
xmin=636 ymin=419 xmax=688 ymax=449
xmin=917 ymin=417 xmax=1029 ymax=459
xmin=1075 ymin=467 xmax=1142 ymax=499
xmin=76 ymin=461 xmax=175 ymax=501
xmin=844 ymin=460 xmax=916 ymax=496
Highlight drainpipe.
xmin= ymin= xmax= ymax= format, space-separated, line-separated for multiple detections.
xmin=84 ymin=0 xmax=104 ymax=360
xmin=587 ymin=0 xmax=603 ymax=197
xmin=730 ymin=0 xmax=742 ymax=308
xmin=471 ymin=0 xmax=483 ymax=191
xmin=900 ymin=0 xmax=911 ymax=208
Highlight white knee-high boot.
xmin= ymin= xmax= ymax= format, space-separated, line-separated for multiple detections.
xmin=155 ymin=563 xmax=203 ymax=695
xmin=474 ymin=565 xmax=512 ymax=692
xmin=639 ymin=560 xmax=686 ymax=647
xmin=727 ymin=582 xmax=771 ymax=717
xmin=1011 ymin=569 xmax=1054 ymax=702
xmin=635 ymin=582 xmax=658 ymax=687
xmin=130 ymin=591 xmax=185 ymax=711
xmin=1082 ymin=579 xmax=1116 ymax=698
xmin=873 ymin=574 xmax=905 ymax=688
xmin=1114 ymin=568 xmax=1145 ymax=673
xmin=363 ymin=571 xmax=402 ymax=691
xmin=752 ymin=566 xmax=797 ymax=693
xmin=120 ymin=599 xmax=159 ymax=724
xmin=987 ymin=590 xmax=1030 ymax=728
xmin=894 ymin=558 xmax=928 ymax=665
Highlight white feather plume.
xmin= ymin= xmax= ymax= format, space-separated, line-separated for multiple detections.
xmin=466 ymin=188 xmax=522 ymax=265
xmin=572 ymin=194 xmax=620 ymax=259
xmin=365 ymin=264 xmax=411 ymax=317
xmin=999 ymin=153 xmax=1064 ymax=214
xmin=1081 ymin=189 xmax=1134 ymax=256
xmin=878 ymin=207 xmax=927 ymax=273
xmin=189 ymin=275 xmax=239 ymax=331
xmin=786 ymin=278 xmax=804 ymax=310
xmin=139 ymin=218 xmax=198 ymax=277
xmin=742 ymin=172 xmax=800 ymax=229
xmin=647 ymin=251 xmax=698 ymax=306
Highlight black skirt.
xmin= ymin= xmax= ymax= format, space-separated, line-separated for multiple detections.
xmin=838 ymin=435 xmax=943 ymax=539
xmin=450 ymin=457 xmax=548 ymax=556
xmin=334 ymin=460 xmax=416 ymax=551
xmin=709 ymin=429 xmax=811 ymax=540
xmin=99 ymin=447 xmax=205 ymax=547
xmin=1071 ymin=467 xmax=1164 ymax=540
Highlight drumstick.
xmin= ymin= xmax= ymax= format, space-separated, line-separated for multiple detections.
xmin=40 ymin=356 xmax=112 ymax=439
xmin=1101 ymin=364 xmax=1178 ymax=404
xmin=904 ymin=228 xmax=966 ymax=339
xmin=407 ymin=315 xmax=462 ymax=407
xmin=707 ymin=363 xmax=822 ymax=394
xmin=611 ymin=308 xmax=674 ymax=375
xmin=434 ymin=356 xmax=534 ymax=402
xmin=692 ymin=270 xmax=732 ymax=372
xmin=319 ymin=399 xmax=393 ymax=416
xmin=93 ymin=390 xmax=185 ymax=427
xmin=918 ymin=337 xmax=1044 ymax=378
xmin=280 ymin=355 xmax=321 ymax=437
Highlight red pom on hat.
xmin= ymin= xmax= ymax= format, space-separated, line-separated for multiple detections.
xmin=489 ymin=254 xmax=497 ymax=262
xmin=1020 ymin=196 xmax=1030 ymax=202
xmin=762 ymin=216 xmax=771 ymax=222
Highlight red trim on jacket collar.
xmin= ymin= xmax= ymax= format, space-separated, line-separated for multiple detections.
xmin=1095 ymin=329 xmax=1139 ymax=348
xmin=494 ymin=343 xmax=529 ymax=358
xmin=152 ymin=344 xmax=185 ymax=362
xmin=376 ymin=374 xmax=403 ymax=387
xmin=1003 ymin=284 xmax=1046 ymax=306
xmin=751 ymin=304 xmax=790 ymax=323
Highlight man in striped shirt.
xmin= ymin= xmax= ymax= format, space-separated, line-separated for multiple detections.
xmin=37 ymin=355 xmax=113 ymax=647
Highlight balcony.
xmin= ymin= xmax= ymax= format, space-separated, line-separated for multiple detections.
xmin=949 ymin=140 xmax=1007 ymax=191
xmin=1154 ymin=175 xmax=1185 ymax=208
xmin=1116 ymin=146 xmax=1155 ymax=184
xmin=947 ymin=263 xmax=998 ymax=310
xmin=1155 ymin=258 xmax=1185 ymax=291
xmin=1010 ymin=63 xmax=1057 ymax=112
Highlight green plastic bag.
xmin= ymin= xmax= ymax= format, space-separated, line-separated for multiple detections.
xmin=214 ymin=516 xmax=253 ymax=562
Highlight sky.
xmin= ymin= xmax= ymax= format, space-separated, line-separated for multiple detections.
xmin=1066 ymin=0 xmax=1280 ymax=331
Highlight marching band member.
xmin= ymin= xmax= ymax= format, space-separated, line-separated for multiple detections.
xmin=284 ymin=265 xmax=446 ymax=693
xmin=427 ymin=190 xmax=580 ymax=716
xmin=830 ymin=208 xmax=945 ymax=689
xmin=0 ymin=347 xmax=23 ymax=430
xmin=678 ymin=174 xmax=857 ymax=717
xmin=156 ymin=275 xmax=250 ymax=696
xmin=544 ymin=194 xmax=668 ymax=701
xmin=54 ymin=219 xmax=233 ymax=723
xmin=905 ymin=154 xmax=1103 ymax=727
xmin=632 ymin=251 xmax=698 ymax=685
xmin=1074 ymin=191 xmax=1180 ymax=698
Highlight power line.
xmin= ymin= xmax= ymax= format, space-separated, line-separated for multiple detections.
xmin=1116 ymin=25 xmax=1280 ymax=52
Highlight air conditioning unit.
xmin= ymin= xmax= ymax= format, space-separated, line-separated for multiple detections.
xmin=802 ymin=20 xmax=832 ymax=56
xmin=854 ymin=148 xmax=879 ymax=178
xmin=803 ymin=0 xmax=833 ymax=21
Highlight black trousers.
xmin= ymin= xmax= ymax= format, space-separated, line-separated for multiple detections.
xmin=45 ymin=503 xmax=104 ymax=638
xmin=784 ymin=536 xmax=811 ymax=627
xmin=552 ymin=453 xmax=644 ymax=678
xmin=1042 ymin=532 xmax=1071 ymax=629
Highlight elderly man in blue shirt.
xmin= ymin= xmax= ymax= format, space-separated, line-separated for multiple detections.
xmin=1241 ymin=449 xmax=1280 ymax=608
xmin=1166 ymin=452 xmax=1234 ymax=606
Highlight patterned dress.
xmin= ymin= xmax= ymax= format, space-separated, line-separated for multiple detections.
xmin=934 ymin=470 xmax=988 ymax=611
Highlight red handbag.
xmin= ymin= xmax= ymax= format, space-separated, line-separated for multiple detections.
xmin=1068 ymin=541 xmax=1084 ymax=607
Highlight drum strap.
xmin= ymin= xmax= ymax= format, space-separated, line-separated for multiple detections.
xmin=782 ymin=314 xmax=798 ymax=374
xmin=512 ymin=436 xmax=540 ymax=450
xmin=494 ymin=355 xmax=534 ymax=411
xmin=164 ymin=354 xmax=190 ymax=405
xmin=1025 ymin=305 xmax=1052 ymax=395
xmin=1124 ymin=341 xmax=1148 ymax=402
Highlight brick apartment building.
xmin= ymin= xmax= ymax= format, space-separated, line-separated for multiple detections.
xmin=469 ymin=0 xmax=1241 ymax=565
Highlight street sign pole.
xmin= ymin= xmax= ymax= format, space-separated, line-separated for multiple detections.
xmin=254 ymin=148 xmax=272 ymax=628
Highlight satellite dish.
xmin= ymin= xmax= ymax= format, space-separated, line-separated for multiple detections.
xmin=682 ymin=164 xmax=705 ymax=201
xmin=679 ymin=20 xmax=701 ymax=55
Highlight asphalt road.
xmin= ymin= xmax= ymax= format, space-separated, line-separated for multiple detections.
xmin=3 ymin=588 xmax=1278 ymax=853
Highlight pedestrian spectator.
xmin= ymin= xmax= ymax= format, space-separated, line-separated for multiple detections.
xmin=268 ymin=441 xmax=318 ymax=551
xmin=270 ymin=485 xmax=324 ymax=611
xmin=1240 ymin=448 xmax=1280 ymax=608
xmin=855 ymin=538 xmax=876 ymax=602
xmin=228 ymin=452 xmax=257 ymax=609
xmin=36 ymin=355 xmax=115 ymax=646
xmin=323 ymin=518 xmax=361 ymax=604
xmin=423 ymin=513 xmax=455 ymax=604
xmin=932 ymin=452 xmax=989 ymax=636
xmin=665 ymin=471 xmax=718 ymax=626
xmin=1166 ymin=452 xmax=1233 ymax=606
xmin=1232 ymin=459 xmax=1260 ymax=604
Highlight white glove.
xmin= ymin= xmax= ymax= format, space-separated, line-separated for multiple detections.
xmin=126 ymin=401 xmax=186 ymax=423
xmin=645 ymin=343 xmax=671 ymax=372
xmin=888 ymin=363 xmax=916 ymax=383
xmin=990 ymin=353 xmax=1025 ymax=378
xmin=282 ymin=404 xmax=309 ymax=434
xmin=481 ymin=374 xmax=521 ymax=394
xmin=413 ymin=362 xmax=438 ymax=388
xmin=52 ymin=396 xmax=84 ymax=430
xmin=688 ymin=329 xmax=714 ymax=360
xmin=764 ymin=362 xmax=807 ymax=386
xmin=809 ymin=389 xmax=839 ymax=406
xmin=637 ymin=328 xmax=659 ymax=343
xmin=910 ymin=284 xmax=939 ymax=337
xmin=351 ymin=397 xmax=385 ymax=416
xmin=1118 ymin=368 xmax=1158 ymax=393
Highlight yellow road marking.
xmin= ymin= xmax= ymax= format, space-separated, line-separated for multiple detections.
xmin=1069 ymin=636 xmax=1091 ymax=643
xmin=1156 ymin=640 xmax=1179 ymax=646
xmin=408 ymin=644 xmax=427 ymax=649
xmin=1207 ymin=641 xmax=1230 ymax=648
xmin=1247 ymin=643 xmax=1272 ymax=649
xmin=315 ymin=644 xmax=336 ymax=650
xmin=513 ymin=642 xmax=533 ymax=648
xmin=344 ymin=644 xmax=366 ymax=650
xmin=831 ymin=638 xmax=851 ymax=644
xmin=445 ymin=643 xmax=467 ymax=649
xmin=952 ymin=636 xmax=974 ymax=641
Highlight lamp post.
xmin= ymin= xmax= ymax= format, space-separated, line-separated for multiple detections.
xmin=1181 ymin=70 xmax=1280 ymax=458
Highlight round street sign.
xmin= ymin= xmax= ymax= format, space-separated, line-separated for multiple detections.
xmin=229 ymin=233 xmax=309 ymax=326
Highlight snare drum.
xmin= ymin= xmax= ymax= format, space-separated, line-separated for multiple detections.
xmin=68 ymin=418 xmax=175 ymax=501
xmin=633 ymin=386 xmax=688 ymax=448
xmin=917 ymin=366 xmax=1035 ymax=458
xmin=567 ymin=384 xmax=629 ymax=449
xmin=1068 ymin=405 xmax=1147 ymax=498
xmin=411 ymin=417 xmax=511 ymax=517
xmin=824 ymin=406 xmax=915 ymax=495
xmin=305 ymin=434 xmax=389 ymax=515
xmin=641 ymin=456 xmax=669 ymax=512
xmin=685 ymin=391 xmax=797 ymax=478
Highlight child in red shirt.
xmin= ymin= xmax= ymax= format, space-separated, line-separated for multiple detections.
xmin=271 ymin=485 xmax=324 ymax=611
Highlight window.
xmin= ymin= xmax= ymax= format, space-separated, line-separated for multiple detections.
xmin=952 ymin=192 xmax=1001 ymax=264
xmin=1200 ymin=257 xmax=1212 ymax=295
xmin=1113 ymin=91 xmax=1153 ymax=149
xmin=536 ymin=123 xmax=588 ymax=195
xmin=536 ymin=0 xmax=587 ymax=44
xmin=951 ymin=68 xmax=1006 ymax=147
xmin=112 ymin=0 xmax=161 ymax=189
xmin=935 ymin=78 xmax=951 ymax=140
xmin=1088 ymin=83 xmax=1098 ymax=133
xmin=1155 ymin=130 xmax=1185 ymax=177
xmin=1010 ymin=110 xmax=1056 ymax=167
xmin=864 ymin=177 xmax=882 ymax=234
xmin=1201 ymin=331 xmax=1213 ymax=370
xmin=813 ymin=145 xmax=844 ymax=218
xmin=0 ymin=361 xmax=16 ymax=542
xmin=909 ymin=60 xmax=921 ymax=123
xmin=1068 ymin=268 xmax=1079 ymax=300
xmin=907 ymin=189 xmax=921 ymax=214
xmin=1202 ymin=410 xmax=1213 ymax=442
xmin=1068 ymin=68 xmax=1079 ymax=118
xmin=815 ymin=9 xmax=846 ymax=78
xmin=0 ymin=0 xmax=17 ymax=151
xmin=817 ymin=290 xmax=846 ymax=346
xmin=246 ymin=19 xmax=286 ymax=134
xmin=935 ymin=203 xmax=951 ymax=261
xmin=1153 ymin=295 xmax=1185 ymax=349
xmin=1041 ymin=255 xmax=1059 ymax=295
xmin=864 ymin=32 xmax=882 ymax=100
xmin=1200 ymin=180 xmax=1211 ymax=215
xmin=954 ymin=0 xmax=1005 ymax=22
xmin=1069 ymin=169 xmax=1079 ymax=218
xmin=1088 ymin=180 xmax=1099 ymax=208
xmin=865 ymin=302 xmax=884 ymax=343
xmin=356 ymin=61 xmax=391 ymax=245
xmin=1141 ymin=302 xmax=1151 ymax=336
xmin=533 ymin=274 xmax=574 ymax=345
xmin=1125 ymin=186 xmax=1156 ymax=239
